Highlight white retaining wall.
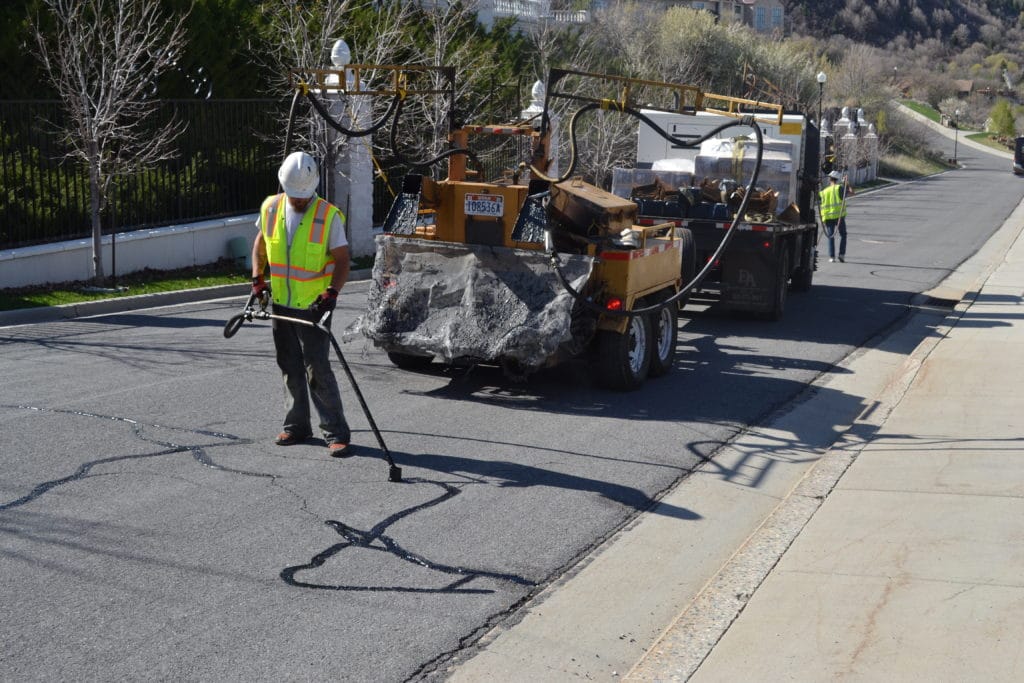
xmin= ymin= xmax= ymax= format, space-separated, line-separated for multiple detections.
xmin=0 ymin=214 xmax=258 ymax=289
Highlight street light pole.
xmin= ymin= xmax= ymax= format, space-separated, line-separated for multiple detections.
xmin=816 ymin=71 xmax=827 ymax=127
xmin=954 ymin=108 xmax=961 ymax=164
xmin=817 ymin=71 xmax=828 ymax=180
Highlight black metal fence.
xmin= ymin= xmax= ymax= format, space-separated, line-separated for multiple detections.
xmin=2 ymin=98 xmax=540 ymax=251
xmin=0 ymin=99 xmax=282 ymax=250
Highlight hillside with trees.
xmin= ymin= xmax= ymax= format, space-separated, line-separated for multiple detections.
xmin=4 ymin=0 xmax=1022 ymax=254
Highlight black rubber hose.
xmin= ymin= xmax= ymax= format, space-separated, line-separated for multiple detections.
xmin=304 ymin=89 xmax=401 ymax=138
xmin=546 ymin=114 xmax=764 ymax=318
xmin=283 ymin=89 xmax=302 ymax=159
xmin=387 ymin=90 xmax=481 ymax=172
xmin=223 ymin=313 xmax=246 ymax=338
xmin=532 ymin=101 xmax=756 ymax=185
xmin=223 ymin=293 xmax=256 ymax=338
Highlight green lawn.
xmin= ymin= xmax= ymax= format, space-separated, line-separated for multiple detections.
xmin=966 ymin=132 xmax=1014 ymax=152
xmin=0 ymin=255 xmax=377 ymax=312
xmin=0 ymin=259 xmax=251 ymax=311
xmin=900 ymin=100 xmax=940 ymax=122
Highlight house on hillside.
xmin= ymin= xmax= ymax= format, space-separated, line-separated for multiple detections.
xmin=475 ymin=0 xmax=786 ymax=33
xmin=678 ymin=0 xmax=785 ymax=32
xmin=954 ymin=80 xmax=974 ymax=99
xmin=476 ymin=0 xmax=589 ymax=31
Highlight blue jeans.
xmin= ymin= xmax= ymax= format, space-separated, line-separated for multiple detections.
xmin=271 ymin=304 xmax=350 ymax=444
xmin=824 ymin=217 xmax=847 ymax=258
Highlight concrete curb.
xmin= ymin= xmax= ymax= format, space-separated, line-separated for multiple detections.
xmin=0 ymin=268 xmax=373 ymax=327
xmin=624 ymin=192 xmax=1024 ymax=682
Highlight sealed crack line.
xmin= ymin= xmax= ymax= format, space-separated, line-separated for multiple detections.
xmin=0 ymin=404 xmax=266 ymax=512
xmin=280 ymin=478 xmax=537 ymax=595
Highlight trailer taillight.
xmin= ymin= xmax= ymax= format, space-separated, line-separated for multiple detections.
xmin=605 ymin=297 xmax=623 ymax=311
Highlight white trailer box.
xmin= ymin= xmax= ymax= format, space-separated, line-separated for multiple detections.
xmin=636 ymin=110 xmax=806 ymax=174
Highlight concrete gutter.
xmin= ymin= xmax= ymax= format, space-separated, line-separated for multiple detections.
xmin=0 ymin=269 xmax=373 ymax=327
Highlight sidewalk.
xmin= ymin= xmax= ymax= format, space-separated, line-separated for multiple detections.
xmin=627 ymin=209 xmax=1024 ymax=679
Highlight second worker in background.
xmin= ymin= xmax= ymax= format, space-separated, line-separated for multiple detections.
xmin=251 ymin=151 xmax=353 ymax=456
xmin=819 ymin=169 xmax=854 ymax=263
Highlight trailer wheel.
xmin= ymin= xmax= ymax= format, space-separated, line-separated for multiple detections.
xmin=597 ymin=313 xmax=652 ymax=391
xmin=768 ymin=248 xmax=790 ymax=321
xmin=387 ymin=351 xmax=434 ymax=371
xmin=647 ymin=295 xmax=678 ymax=378
xmin=676 ymin=227 xmax=697 ymax=309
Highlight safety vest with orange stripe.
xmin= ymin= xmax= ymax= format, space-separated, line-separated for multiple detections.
xmin=819 ymin=183 xmax=847 ymax=221
xmin=260 ymin=194 xmax=344 ymax=309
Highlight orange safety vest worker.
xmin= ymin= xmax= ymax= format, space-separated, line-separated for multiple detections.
xmin=260 ymin=193 xmax=345 ymax=309
xmin=819 ymin=183 xmax=847 ymax=221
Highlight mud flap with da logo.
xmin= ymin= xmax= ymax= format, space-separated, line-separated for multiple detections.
xmin=719 ymin=250 xmax=777 ymax=314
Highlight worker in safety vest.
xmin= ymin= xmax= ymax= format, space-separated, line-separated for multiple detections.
xmin=819 ymin=169 xmax=854 ymax=263
xmin=251 ymin=151 xmax=352 ymax=456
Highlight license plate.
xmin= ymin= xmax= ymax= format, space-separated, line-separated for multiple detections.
xmin=464 ymin=193 xmax=504 ymax=217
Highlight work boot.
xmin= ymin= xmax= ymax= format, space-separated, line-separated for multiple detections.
xmin=275 ymin=431 xmax=309 ymax=446
xmin=327 ymin=441 xmax=352 ymax=458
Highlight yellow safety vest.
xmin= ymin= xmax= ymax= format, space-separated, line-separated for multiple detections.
xmin=819 ymin=183 xmax=847 ymax=221
xmin=261 ymin=194 xmax=344 ymax=309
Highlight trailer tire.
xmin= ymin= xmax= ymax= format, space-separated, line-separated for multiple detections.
xmin=597 ymin=313 xmax=652 ymax=391
xmin=387 ymin=351 xmax=434 ymax=371
xmin=647 ymin=295 xmax=677 ymax=378
xmin=676 ymin=227 xmax=697 ymax=309
xmin=768 ymin=247 xmax=790 ymax=321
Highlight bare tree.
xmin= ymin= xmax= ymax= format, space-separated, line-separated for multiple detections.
xmin=32 ymin=0 xmax=189 ymax=283
xmin=256 ymin=0 xmax=354 ymax=163
xmin=256 ymin=1 xmax=416 ymax=190
xmin=401 ymin=0 xmax=504 ymax=170
xmin=828 ymin=42 xmax=891 ymax=113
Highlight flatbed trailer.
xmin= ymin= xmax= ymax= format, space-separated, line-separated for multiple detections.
xmin=635 ymin=214 xmax=817 ymax=319
xmin=628 ymin=109 xmax=823 ymax=320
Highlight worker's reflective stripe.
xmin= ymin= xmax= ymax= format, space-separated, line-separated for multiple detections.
xmin=819 ymin=184 xmax=846 ymax=220
xmin=262 ymin=194 xmax=285 ymax=239
xmin=308 ymin=199 xmax=329 ymax=245
xmin=268 ymin=261 xmax=336 ymax=281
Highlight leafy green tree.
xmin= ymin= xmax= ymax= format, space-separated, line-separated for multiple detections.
xmin=990 ymin=97 xmax=1016 ymax=136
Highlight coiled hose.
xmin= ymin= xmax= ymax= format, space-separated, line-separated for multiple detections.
xmin=283 ymin=84 xmax=480 ymax=174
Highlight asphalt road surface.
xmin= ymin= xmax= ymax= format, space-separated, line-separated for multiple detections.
xmin=2 ymin=123 xmax=1021 ymax=681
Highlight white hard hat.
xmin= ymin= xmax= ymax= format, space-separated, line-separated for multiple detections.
xmin=278 ymin=151 xmax=319 ymax=198
xmin=828 ymin=170 xmax=842 ymax=180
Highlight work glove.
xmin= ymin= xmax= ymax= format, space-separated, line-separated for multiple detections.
xmin=251 ymin=276 xmax=269 ymax=298
xmin=309 ymin=287 xmax=338 ymax=316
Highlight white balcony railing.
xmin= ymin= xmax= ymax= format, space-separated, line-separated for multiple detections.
xmin=489 ymin=0 xmax=589 ymax=24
